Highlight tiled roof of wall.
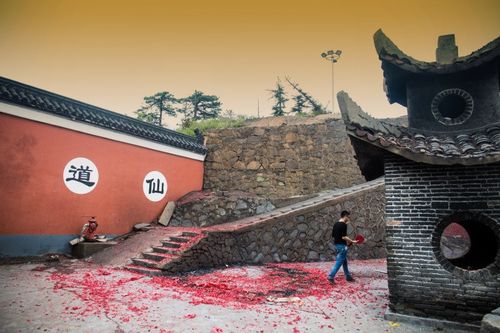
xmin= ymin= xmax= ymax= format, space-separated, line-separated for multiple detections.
xmin=0 ymin=77 xmax=207 ymax=155
xmin=337 ymin=91 xmax=500 ymax=168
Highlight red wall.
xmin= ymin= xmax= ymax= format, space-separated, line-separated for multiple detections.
xmin=0 ymin=113 xmax=204 ymax=236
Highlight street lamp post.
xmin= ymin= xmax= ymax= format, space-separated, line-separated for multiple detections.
xmin=321 ymin=49 xmax=342 ymax=114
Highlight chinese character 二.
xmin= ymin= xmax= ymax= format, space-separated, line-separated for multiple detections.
xmin=146 ymin=178 xmax=165 ymax=194
xmin=65 ymin=165 xmax=95 ymax=187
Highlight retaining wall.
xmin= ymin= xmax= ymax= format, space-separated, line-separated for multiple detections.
xmin=164 ymin=182 xmax=386 ymax=272
xmin=203 ymin=119 xmax=365 ymax=197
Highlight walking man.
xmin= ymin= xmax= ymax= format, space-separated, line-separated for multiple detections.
xmin=327 ymin=210 xmax=357 ymax=284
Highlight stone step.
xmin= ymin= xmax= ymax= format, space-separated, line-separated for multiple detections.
xmin=168 ymin=236 xmax=190 ymax=243
xmin=131 ymin=257 xmax=160 ymax=268
xmin=181 ymin=231 xmax=199 ymax=237
xmin=125 ymin=264 xmax=163 ymax=276
xmin=143 ymin=251 xmax=179 ymax=261
xmin=151 ymin=246 xmax=181 ymax=255
xmin=161 ymin=241 xmax=182 ymax=248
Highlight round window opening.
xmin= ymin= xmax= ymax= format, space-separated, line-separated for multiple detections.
xmin=436 ymin=212 xmax=498 ymax=271
xmin=438 ymin=95 xmax=466 ymax=118
xmin=431 ymin=88 xmax=473 ymax=125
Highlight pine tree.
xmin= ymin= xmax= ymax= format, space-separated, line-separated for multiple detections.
xmin=285 ymin=77 xmax=327 ymax=115
xmin=269 ymin=78 xmax=288 ymax=116
xmin=291 ymin=95 xmax=308 ymax=114
xmin=135 ymin=91 xmax=177 ymax=126
xmin=179 ymin=90 xmax=222 ymax=124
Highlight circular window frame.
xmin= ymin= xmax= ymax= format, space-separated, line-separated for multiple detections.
xmin=432 ymin=211 xmax=500 ymax=281
xmin=431 ymin=88 xmax=474 ymax=126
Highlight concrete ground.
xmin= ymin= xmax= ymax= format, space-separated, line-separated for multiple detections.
xmin=0 ymin=258 xmax=475 ymax=333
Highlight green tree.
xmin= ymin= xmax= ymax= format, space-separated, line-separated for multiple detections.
xmin=285 ymin=77 xmax=327 ymax=115
xmin=269 ymin=78 xmax=288 ymax=116
xmin=135 ymin=91 xmax=177 ymax=126
xmin=291 ymin=95 xmax=308 ymax=114
xmin=179 ymin=90 xmax=222 ymax=126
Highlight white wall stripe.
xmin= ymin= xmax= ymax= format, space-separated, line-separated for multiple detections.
xmin=0 ymin=101 xmax=206 ymax=161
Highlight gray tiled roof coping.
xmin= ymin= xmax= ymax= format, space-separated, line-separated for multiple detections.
xmin=0 ymin=76 xmax=207 ymax=155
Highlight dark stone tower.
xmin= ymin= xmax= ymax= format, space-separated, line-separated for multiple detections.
xmin=338 ymin=30 xmax=500 ymax=325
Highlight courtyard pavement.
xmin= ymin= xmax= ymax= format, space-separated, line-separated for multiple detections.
xmin=0 ymin=258 xmax=475 ymax=333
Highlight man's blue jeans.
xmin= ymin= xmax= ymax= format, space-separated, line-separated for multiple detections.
xmin=328 ymin=244 xmax=352 ymax=280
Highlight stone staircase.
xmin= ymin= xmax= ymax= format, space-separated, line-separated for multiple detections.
xmin=125 ymin=177 xmax=385 ymax=276
xmin=125 ymin=231 xmax=203 ymax=276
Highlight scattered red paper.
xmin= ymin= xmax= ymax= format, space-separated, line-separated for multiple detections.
xmin=45 ymin=260 xmax=388 ymax=330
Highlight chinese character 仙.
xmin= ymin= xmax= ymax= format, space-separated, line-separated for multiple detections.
xmin=146 ymin=178 xmax=164 ymax=194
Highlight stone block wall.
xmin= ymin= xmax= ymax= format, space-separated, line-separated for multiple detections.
xmin=203 ymin=120 xmax=365 ymax=197
xmin=164 ymin=183 xmax=385 ymax=272
xmin=385 ymin=155 xmax=500 ymax=323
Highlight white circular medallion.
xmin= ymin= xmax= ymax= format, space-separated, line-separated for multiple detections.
xmin=63 ymin=157 xmax=99 ymax=194
xmin=143 ymin=171 xmax=167 ymax=202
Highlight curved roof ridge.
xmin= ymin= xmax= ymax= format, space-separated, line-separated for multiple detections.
xmin=337 ymin=91 xmax=405 ymax=137
xmin=374 ymin=29 xmax=422 ymax=66
xmin=374 ymin=29 xmax=500 ymax=73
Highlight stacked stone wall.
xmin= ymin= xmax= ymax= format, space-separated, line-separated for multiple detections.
xmin=164 ymin=184 xmax=385 ymax=272
xmin=203 ymin=120 xmax=365 ymax=197
xmin=170 ymin=191 xmax=275 ymax=227
xmin=385 ymin=155 xmax=500 ymax=323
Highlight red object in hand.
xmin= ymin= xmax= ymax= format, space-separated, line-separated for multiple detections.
xmin=355 ymin=235 xmax=365 ymax=244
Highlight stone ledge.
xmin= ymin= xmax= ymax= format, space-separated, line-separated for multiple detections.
xmin=385 ymin=309 xmax=480 ymax=333
xmin=72 ymin=241 xmax=117 ymax=259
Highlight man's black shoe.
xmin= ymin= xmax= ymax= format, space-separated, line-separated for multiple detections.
xmin=327 ymin=278 xmax=335 ymax=284
xmin=346 ymin=276 xmax=355 ymax=282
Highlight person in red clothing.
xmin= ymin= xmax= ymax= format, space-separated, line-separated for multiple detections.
xmin=81 ymin=217 xmax=98 ymax=242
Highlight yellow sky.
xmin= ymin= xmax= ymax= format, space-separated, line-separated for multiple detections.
xmin=1 ymin=0 xmax=499 ymax=128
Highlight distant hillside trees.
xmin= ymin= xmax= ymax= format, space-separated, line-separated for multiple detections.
xmin=135 ymin=90 xmax=222 ymax=128
xmin=268 ymin=77 xmax=328 ymax=117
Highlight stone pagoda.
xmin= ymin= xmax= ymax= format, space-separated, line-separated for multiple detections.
xmin=338 ymin=29 xmax=500 ymax=325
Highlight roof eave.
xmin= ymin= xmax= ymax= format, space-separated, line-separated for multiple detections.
xmin=337 ymin=90 xmax=500 ymax=170
xmin=346 ymin=129 xmax=500 ymax=166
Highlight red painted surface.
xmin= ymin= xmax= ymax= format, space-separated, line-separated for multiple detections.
xmin=0 ymin=113 xmax=204 ymax=235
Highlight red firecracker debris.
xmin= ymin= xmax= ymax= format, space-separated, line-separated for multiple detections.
xmin=44 ymin=259 xmax=388 ymax=331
